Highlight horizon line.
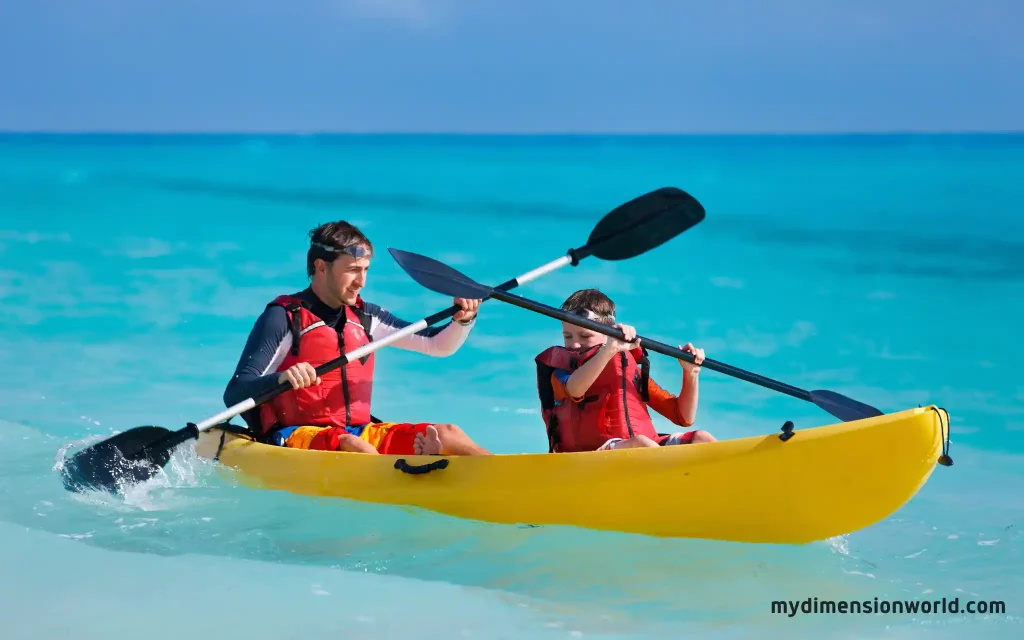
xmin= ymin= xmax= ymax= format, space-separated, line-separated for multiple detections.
xmin=1 ymin=129 xmax=1023 ymax=137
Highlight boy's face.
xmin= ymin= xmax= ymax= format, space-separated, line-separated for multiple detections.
xmin=561 ymin=321 xmax=608 ymax=353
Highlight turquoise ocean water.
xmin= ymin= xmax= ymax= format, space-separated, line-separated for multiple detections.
xmin=0 ymin=133 xmax=1021 ymax=638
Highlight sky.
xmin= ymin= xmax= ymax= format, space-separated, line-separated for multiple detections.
xmin=0 ymin=0 xmax=1021 ymax=134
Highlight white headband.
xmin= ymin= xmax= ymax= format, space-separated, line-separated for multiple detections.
xmin=572 ymin=308 xmax=615 ymax=324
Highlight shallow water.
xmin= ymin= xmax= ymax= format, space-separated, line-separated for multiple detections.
xmin=1 ymin=133 xmax=1022 ymax=638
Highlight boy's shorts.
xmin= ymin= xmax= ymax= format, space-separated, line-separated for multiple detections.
xmin=597 ymin=431 xmax=697 ymax=451
xmin=272 ymin=422 xmax=430 ymax=455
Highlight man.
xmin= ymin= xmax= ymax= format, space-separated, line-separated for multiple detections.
xmin=223 ymin=220 xmax=491 ymax=456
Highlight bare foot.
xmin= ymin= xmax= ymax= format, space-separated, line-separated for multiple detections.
xmin=414 ymin=425 xmax=443 ymax=455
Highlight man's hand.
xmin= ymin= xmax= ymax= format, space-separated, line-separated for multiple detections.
xmin=278 ymin=362 xmax=322 ymax=389
xmin=453 ymin=297 xmax=481 ymax=324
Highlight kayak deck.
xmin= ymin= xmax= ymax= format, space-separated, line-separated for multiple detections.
xmin=194 ymin=405 xmax=949 ymax=544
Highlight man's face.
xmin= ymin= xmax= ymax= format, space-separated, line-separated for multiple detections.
xmin=320 ymin=246 xmax=371 ymax=306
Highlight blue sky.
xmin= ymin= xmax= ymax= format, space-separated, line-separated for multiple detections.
xmin=0 ymin=0 xmax=1021 ymax=133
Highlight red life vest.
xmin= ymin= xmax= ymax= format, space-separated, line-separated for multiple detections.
xmin=257 ymin=294 xmax=375 ymax=435
xmin=534 ymin=345 xmax=657 ymax=453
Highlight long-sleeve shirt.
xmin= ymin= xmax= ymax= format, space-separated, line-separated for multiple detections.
xmin=223 ymin=287 xmax=474 ymax=429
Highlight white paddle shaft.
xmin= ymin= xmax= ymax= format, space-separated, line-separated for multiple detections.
xmin=192 ymin=254 xmax=574 ymax=433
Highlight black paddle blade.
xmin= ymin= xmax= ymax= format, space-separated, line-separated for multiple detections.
xmin=581 ymin=187 xmax=705 ymax=261
xmin=60 ymin=426 xmax=173 ymax=493
xmin=388 ymin=248 xmax=495 ymax=300
xmin=810 ymin=390 xmax=885 ymax=422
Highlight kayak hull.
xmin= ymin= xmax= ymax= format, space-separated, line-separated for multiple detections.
xmin=194 ymin=405 xmax=949 ymax=544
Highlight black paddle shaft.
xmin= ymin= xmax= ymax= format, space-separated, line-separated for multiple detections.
xmin=387 ymin=246 xmax=886 ymax=422
xmin=488 ymin=289 xmax=816 ymax=403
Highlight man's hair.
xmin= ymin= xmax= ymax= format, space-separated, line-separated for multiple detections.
xmin=560 ymin=288 xmax=616 ymax=325
xmin=306 ymin=220 xmax=374 ymax=278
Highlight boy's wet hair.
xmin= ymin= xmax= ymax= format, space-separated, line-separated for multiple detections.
xmin=560 ymin=288 xmax=616 ymax=326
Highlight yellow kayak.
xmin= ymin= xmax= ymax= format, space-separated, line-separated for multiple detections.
xmin=194 ymin=405 xmax=950 ymax=544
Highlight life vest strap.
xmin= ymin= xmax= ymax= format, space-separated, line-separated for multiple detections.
xmin=350 ymin=303 xmax=374 ymax=364
xmin=300 ymin=320 xmax=325 ymax=336
xmin=546 ymin=413 xmax=560 ymax=453
xmin=284 ymin=302 xmax=305 ymax=356
xmin=638 ymin=346 xmax=651 ymax=402
xmin=210 ymin=422 xmax=257 ymax=460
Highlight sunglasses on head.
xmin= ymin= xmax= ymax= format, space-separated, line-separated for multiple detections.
xmin=570 ymin=308 xmax=616 ymax=325
xmin=311 ymin=241 xmax=370 ymax=260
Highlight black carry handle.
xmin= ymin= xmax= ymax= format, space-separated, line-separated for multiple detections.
xmin=394 ymin=458 xmax=450 ymax=475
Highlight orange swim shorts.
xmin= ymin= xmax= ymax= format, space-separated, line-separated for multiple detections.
xmin=283 ymin=422 xmax=430 ymax=455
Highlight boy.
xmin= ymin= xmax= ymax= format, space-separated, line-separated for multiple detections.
xmin=534 ymin=288 xmax=716 ymax=452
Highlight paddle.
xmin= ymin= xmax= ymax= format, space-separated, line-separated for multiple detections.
xmin=387 ymin=248 xmax=886 ymax=423
xmin=59 ymin=186 xmax=707 ymax=494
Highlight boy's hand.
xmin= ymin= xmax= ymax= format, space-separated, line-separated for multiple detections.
xmin=601 ymin=323 xmax=641 ymax=354
xmin=677 ymin=342 xmax=704 ymax=374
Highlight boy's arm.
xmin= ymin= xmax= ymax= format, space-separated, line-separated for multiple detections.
xmin=564 ymin=345 xmax=618 ymax=399
xmin=646 ymin=375 xmax=699 ymax=427
xmin=676 ymin=368 xmax=700 ymax=426
xmin=649 ymin=343 xmax=704 ymax=427
xmin=552 ymin=369 xmax=582 ymax=402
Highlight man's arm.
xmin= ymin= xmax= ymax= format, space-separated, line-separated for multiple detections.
xmin=222 ymin=305 xmax=293 ymax=409
xmin=363 ymin=301 xmax=475 ymax=357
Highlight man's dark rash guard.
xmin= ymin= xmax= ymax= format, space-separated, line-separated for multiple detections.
xmin=223 ymin=287 xmax=475 ymax=430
